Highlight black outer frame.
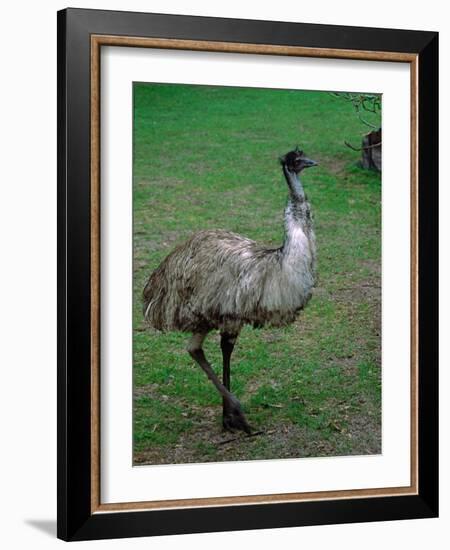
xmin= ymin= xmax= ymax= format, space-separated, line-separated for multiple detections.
xmin=57 ymin=7 xmax=438 ymax=542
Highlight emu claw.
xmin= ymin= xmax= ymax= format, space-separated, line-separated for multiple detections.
xmin=222 ymin=399 xmax=252 ymax=435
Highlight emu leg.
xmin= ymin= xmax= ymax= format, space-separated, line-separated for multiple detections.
xmin=220 ymin=332 xmax=238 ymax=431
xmin=187 ymin=333 xmax=251 ymax=434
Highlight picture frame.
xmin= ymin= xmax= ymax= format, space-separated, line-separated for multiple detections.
xmin=57 ymin=7 xmax=438 ymax=541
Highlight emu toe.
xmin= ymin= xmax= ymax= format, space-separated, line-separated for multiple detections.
xmin=222 ymin=399 xmax=252 ymax=434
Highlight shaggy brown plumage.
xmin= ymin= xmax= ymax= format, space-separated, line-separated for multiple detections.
xmin=143 ymin=228 xmax=313 ymax=334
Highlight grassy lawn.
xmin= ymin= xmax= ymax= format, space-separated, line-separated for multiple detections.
xmin=132 ymin=83 xmax=381 ymax=465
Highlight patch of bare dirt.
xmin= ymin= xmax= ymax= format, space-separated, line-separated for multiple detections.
xmin=136 ymin=177 xmax=186 ymax=190
xmin=133 ymin=383 xmax=160 ymax=400
xmin=342 ymin=399 xmax=381 ymax=456
xmin=319 ymin=355 xmax=359 ymax=376
xmin=326 ymin=157 xmax=349 ymax=176
xmin=134 ymin=409 xmax=381 ymax=466
xmin=245 ymin=378 xmax=264 ymax=396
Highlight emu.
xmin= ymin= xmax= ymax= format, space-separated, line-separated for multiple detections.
xmin=143 ymin=147 xmax=318 ymax=434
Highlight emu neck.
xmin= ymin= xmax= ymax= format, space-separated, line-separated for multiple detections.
xmin=283 ymin=165 xmax=305 ymax=203
xmin=281 ymin=167 xmax=315 ymax=262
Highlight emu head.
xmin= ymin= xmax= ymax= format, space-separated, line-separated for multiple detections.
xmin=280 ymin=146 xmax=318 ymax=174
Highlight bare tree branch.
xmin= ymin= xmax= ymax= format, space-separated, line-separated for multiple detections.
xmin=344 ymin=140 xmax=382 ymax=152
xmin=357 ymin=112 xmax=379 ymax=129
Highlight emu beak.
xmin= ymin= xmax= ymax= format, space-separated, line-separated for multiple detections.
xmin=303 ymin=158 xmax=318 ymax=168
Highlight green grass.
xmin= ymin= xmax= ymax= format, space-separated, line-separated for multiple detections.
xmin=132 ymin=83 xmax=381 ymax=465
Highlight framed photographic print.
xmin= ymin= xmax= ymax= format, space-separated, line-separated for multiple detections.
xmin=57 ymin=8 xmax=438 ymax=541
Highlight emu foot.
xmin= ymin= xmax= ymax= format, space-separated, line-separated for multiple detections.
xmin=222 ymin=397 xmax=252 ymax=434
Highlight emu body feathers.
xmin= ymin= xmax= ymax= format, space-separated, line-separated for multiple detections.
xmin=143 ymin=224 xmax=315 ymax=335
